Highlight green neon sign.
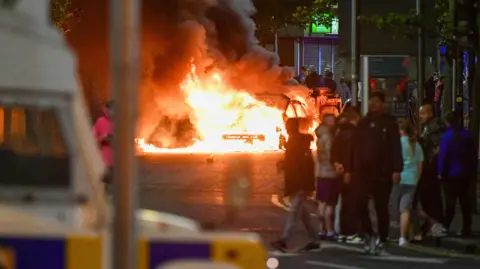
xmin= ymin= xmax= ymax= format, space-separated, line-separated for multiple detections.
xmin=308 ymin=17 xmax=339 ymax=34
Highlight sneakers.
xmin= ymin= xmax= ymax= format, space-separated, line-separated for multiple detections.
xmin=299 ymin=241 xmax=321 ymax=252
xmin=364 ymin=235 xmax=374 ymax=253
xmin=337 ymin=234 xmax=347 ymax=243
xmin=364 ymin=235 xmax=383 ymax=255
xmin=374 ymin=239 xmax=384 ymax=255
xmin=346 ymin=234 xmax=364 ymax=244
xmin=325 ymin=233 xmax=338 ymax=241
xmin=398 ymin=237 xmax=408 ymax=247
xmin=412 ymin=234 xmax=423 ymax=242
xmin=430 ymin=223 xmax=448 ymax=237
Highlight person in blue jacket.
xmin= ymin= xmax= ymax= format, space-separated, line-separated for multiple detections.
xmin=438 ymin=112 xmax=477 ymax=236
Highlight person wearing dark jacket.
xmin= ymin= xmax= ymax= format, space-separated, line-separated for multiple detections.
xmin=415 ymin=103 xmax=447 ymax=237
xmin=423 ymin=73 xmax=438 ymax=104
xmin=305 ymin=68 xmax=324 ymax=89
xmin=323 ymin=71 xmax=337 ymax=93
xmin=438 ymin=112 xmax=477 ymax=236
xmin=331 ymin=107 xmax=362 ymax=244
xmin=272 ymin=118 xmax=320 ymax=251
xmin=344 ymin=91 xmax=403 ymax=254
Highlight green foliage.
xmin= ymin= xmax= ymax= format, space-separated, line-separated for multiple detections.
xmin=253 ymin=0 xmax=315 ymax=42
xmin=294 ymin=0 xmax=449 ymax=41
xmin=357 ymin=11 xmax=420 ymax=39
xmin=293 ymin=0 xmax=338 ymax=28
xmin=358 ymin=0 xmax=450 ymax=42
xmin=50 ymin=0 xmax=81 ymax=33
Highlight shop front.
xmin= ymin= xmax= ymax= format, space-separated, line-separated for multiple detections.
xmin=277 ymin=18 xmax=340 ymax=77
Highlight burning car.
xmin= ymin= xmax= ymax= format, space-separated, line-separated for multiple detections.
xmin=312 ymin=88 xmax=343 ymax=118
xmin=137 ymin=66 xmax=330 ymax=154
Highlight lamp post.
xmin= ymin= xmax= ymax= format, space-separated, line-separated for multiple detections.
xmin=110 ymin=1 xmax=140 ymax=269
xmin=416 ymin=0 xmax=425 ymax=131
xmin=351 ymin=0 xmax=358 ymax=106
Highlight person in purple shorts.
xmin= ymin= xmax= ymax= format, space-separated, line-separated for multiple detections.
xmin=315 ymin=114 xmax=340 ymax=240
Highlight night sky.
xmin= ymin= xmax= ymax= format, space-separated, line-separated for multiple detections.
xmin=67 ymin=0 xmax=187 ymax=116
xmin=67 ymin=0 xmax=109 ymax=106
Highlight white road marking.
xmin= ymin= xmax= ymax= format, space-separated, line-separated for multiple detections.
xmin=271 ymin=194 xmax=317 ymax=217
xmin=305 ymin=260 xmax=366 ymax=269
xmin=362 ymin=255 xmax=448 ymax=264
xmin=323 ymin=243 xmax=365 ymax=253
xmin=268 ymin=250 xmax=300 ymax=257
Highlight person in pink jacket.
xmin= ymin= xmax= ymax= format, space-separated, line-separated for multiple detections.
xmin=93 ymin=100 xmax=114 ymax=189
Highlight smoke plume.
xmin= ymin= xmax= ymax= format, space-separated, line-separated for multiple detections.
xmin=138 ymin=0 xmax=281 ymax=148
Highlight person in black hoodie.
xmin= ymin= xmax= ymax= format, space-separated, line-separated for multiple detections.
xmin=305 ymin=68 xmax=324 ymax=89
xmin=324 ymin=71 xmax=337 ymax=93
xmin=272 ymin=118 xmax=320 ymax=252
xmin=344 ymin=91 xmax=403 ymax=254
xmin=332 ymin=107 xmax=363 ymax=244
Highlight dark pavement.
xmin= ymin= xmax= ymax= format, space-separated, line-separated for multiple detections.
xmin=138 ymin=152 xmax=480 ymax=269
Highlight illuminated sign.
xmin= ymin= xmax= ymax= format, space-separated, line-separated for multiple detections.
xmin=307 ymin=17 xmax=339 ymax=35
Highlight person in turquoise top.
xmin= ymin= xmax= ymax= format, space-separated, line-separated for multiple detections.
xmin=391 ymin=120 xmax=424 ymax=246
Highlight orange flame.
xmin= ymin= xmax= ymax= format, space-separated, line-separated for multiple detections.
xmin=136 ymin=65 xmax=287 ymax=153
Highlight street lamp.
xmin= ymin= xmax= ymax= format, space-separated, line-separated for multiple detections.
xmin=110 ymin=1 xmax=140 ymax=269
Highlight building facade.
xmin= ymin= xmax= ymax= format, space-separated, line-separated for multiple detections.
xmin=276 ymin=19 xmax=341 ymax=78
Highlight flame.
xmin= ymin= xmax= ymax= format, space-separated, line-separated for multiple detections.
xmin=137 ymin=65 xmax=289 ymax=153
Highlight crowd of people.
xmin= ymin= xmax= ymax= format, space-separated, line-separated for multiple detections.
xmin=273 ymin=91 xmax=478 ymax=255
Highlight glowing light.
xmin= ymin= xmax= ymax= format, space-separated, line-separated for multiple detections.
xmin=266 ymin=257 xmax=279 ymax=269
xmin=136 ymin=64 xmax=318 ymax=154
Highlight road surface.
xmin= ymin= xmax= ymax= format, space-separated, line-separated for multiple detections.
xmin=138 ymin=152 xmax=480 ymax=269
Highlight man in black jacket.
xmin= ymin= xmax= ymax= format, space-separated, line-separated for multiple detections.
xmin=324 ymin=71 xmax=337 ymax=93
xmin=332 ymin=107 xmax=362 ymax=243
xmin=415 ymin=103 xmax=446 ymax=236
xmin=272 ymin=118 xmax=320 ymax=252
xmin=344 ymin=92 xmax=403 ymax=254
xmin=305 ymin=68 xmax=323 ymax=89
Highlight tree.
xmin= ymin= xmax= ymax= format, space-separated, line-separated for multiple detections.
xmin=292 ymin=0 xmax=338 ymax=35
xmin=253 ymin=0 xmax=315 ymax=45
xmin=50 ymin=0 xmax=82 ymax=33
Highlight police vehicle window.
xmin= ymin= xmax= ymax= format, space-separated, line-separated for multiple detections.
xmin=0 ymin=105 xmax=70 ymax=188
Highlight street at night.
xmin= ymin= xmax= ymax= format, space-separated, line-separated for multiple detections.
xmin=139 ymin=153 xmax=480 ymax=269
xmin=3 ymin=0 xmax=480 ymax=268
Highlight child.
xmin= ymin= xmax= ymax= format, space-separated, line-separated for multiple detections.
xmin=392 ymin=120 xmax=424 ymax=246
xmin=315 ymin=114 xmax=339 ymax=240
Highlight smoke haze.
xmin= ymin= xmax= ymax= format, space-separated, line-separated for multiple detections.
xmin=69 ymin=0 xmax=281 ymax=148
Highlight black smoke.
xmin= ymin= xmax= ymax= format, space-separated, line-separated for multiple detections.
xmin=138 ymin=0 xmax=280 ymax=148
xmin=69 ymin=0 xmax=280 ymax=148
